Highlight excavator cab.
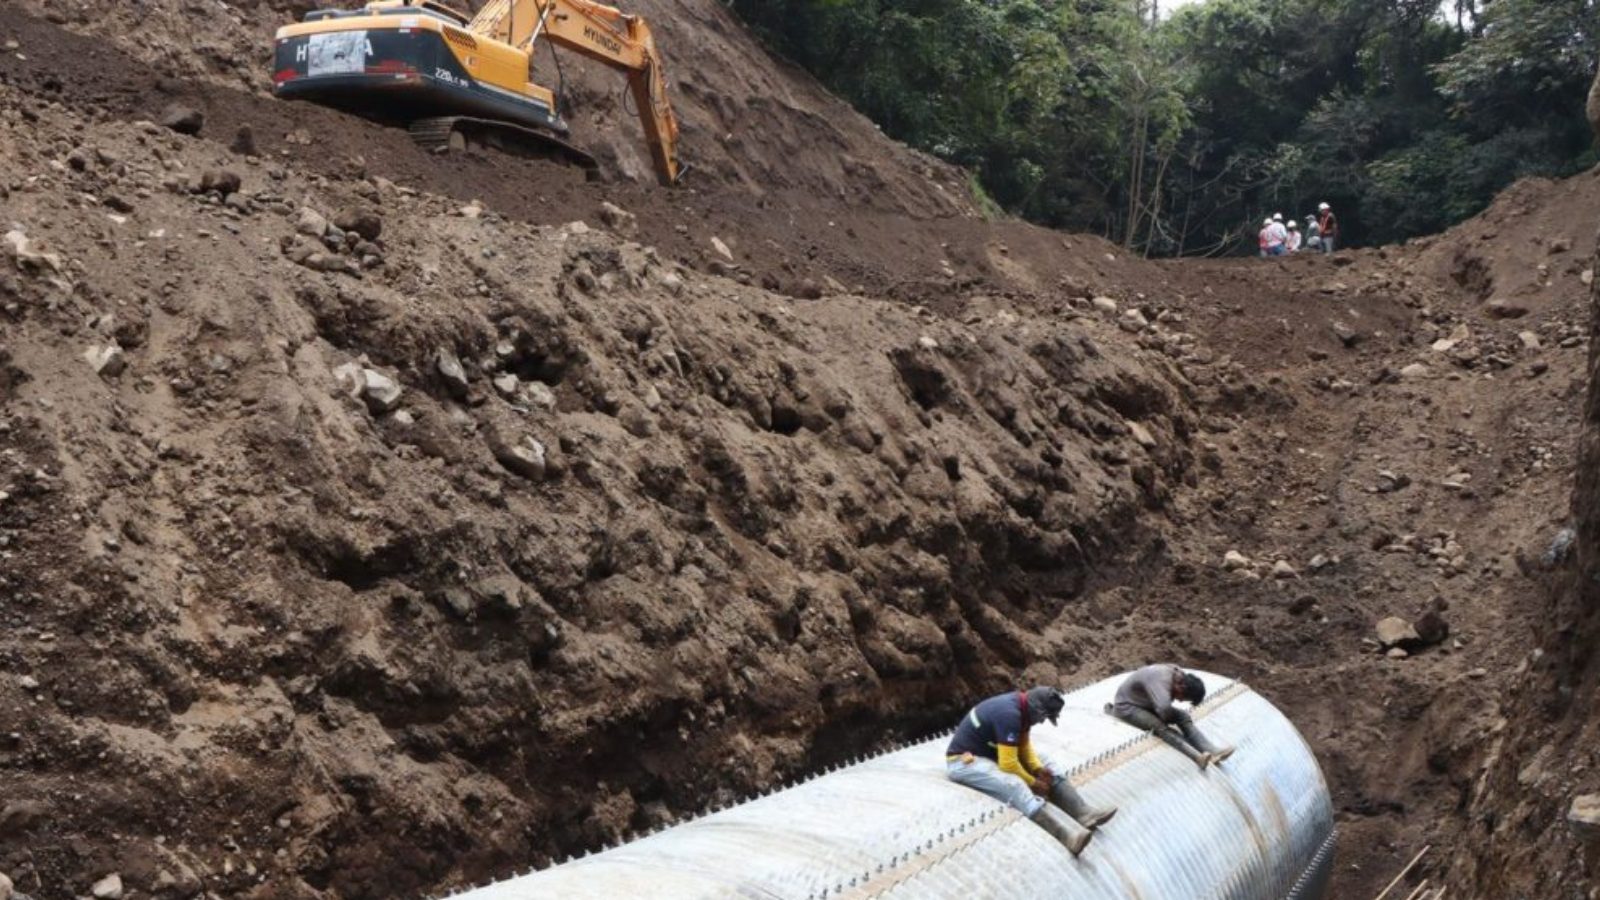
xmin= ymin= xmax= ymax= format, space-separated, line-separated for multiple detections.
xmin=302 ymin=1 xmax=469 ymax=26
xmin=273 ymin=2 xmax=569 ymax=137
xmin=272 ymin=0 xmax=681 ymax=184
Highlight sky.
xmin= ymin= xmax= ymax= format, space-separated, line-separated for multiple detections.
xmin=1159 ymin=0 xmax=1467 ymax=18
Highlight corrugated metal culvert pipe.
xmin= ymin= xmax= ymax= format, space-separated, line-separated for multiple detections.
xmin=446 ymin=671 xmax=1335 ymax=899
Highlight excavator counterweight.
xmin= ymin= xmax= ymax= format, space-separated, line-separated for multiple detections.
xmin=271 ymin=0 xmax=681 ymax=184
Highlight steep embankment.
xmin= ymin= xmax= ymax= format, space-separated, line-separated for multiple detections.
xmin=1431 ymin=180 xmax=1600 ymax=898
xmin=1 ymin=8 xmax=1205 ymax=896
xmin=3 ymin=3 xmax=1600 ymax=900
xmin=1157 ymin=175 xmax=1596 ymax=897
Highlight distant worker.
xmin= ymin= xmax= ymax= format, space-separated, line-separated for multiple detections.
xmin=1257 ymin=218 xmax=1273 ymax=257
xmin=946 ymin=686 xmax=1117 ymax=856
xmin=1286 ymin=220 xmax=1302 ymax=253
xmin=1304 ymin=215 xmax=1323 ymax=252
xmin=1264 ymin=216 xmax=1289 ymax=256
xmin=1317 ymin=202 xmax=1339 ymax=254
xmin=1107 ymin=665 xmax=1235 ymax=769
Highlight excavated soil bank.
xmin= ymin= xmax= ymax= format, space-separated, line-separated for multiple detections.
xmin=2 ymin=4 xmax=1598 ymax=899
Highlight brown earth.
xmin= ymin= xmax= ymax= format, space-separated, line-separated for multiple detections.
xmin=1 ymin=4 xmax=1597 ymax=899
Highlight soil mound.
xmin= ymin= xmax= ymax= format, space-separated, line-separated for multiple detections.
xmin=0 ymin=38 xmax=1199 ymax=896
xmin=3 ymin=4 xmax=1600 ymax=899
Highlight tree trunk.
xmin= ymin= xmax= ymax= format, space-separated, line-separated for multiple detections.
xmin=1587 ymin=63 xmax=1600 ymax=145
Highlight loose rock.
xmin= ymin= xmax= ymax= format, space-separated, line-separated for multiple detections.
xmin=360 ymin=369 xmax=403 ymax=413
xmin=333 ymin=363 xmax=401 ymax=413
xmin=4 ymin=229 xmax=64 ymax=274
xmin=230 ymin=124 xmax=258 ymax=156
xmin=1414 ymin=609 xmax=1450 ymax=645
xmin=90 ymin=873 xmax=123 ymax=900
xmin=711 ymin=236 xmax=734 ymax=260
xmin=1485 ymin=299 xmax=1529 ymax=319
xmin=435 ymin=347 xmax=470 ymax=399
xmin=491 ymin=432 xmax=548 ymax=481
xmin=1127 ymin=422 xmax=1157 ymax=448
xmin=524 ymin=382 xmax=557 ymax=411
xmin=1375 ymin=470 xmax=1411 ymax=493
xmin=1569 ymin=794 xmax=1600 ymax=842
xmin=295 ymin=207 xmax=329 ymax=238
xmin=1376 ymin=616 xmax=1420 ymax=649
xmin=158 ymin=104 xmax=204 ymax=136
xmin=619 ymin=403 xmax=654 ymax=437
xmin=598 ymin=201 xmax=636 ymax=235
xmin=1430 ymin=324 xmax=1469 ymax=353
xmin=198 ymin=170 xmax=242 ymax=197
xmin=84 ymin=344 xmax=126 ymax=378
xmin=334 ymin=208 xmax=383 ymax=241
xmin=1222 ymin=550 xmax=1251 ymax=570
xmin=1091 ymin=296 xmax=1119 ymax=314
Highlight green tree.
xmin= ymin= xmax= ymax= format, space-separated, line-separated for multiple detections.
xmin=727 ymin=0 xmax=1600 ymax=255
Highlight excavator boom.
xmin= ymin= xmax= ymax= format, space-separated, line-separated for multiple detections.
xmin=470 ymin=0 xmax=680 ymax=184
xmin=271 ymin=0 xmax=682 ymax=184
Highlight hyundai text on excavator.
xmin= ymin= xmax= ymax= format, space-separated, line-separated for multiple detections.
xmin=271 ymin=0 xmax=682 ymax=184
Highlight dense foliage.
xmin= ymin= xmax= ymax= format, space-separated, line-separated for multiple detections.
xmin=728 ymin=0 xmax=1600 ymax=253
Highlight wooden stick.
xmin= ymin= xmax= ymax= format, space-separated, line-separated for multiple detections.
xmin=1373 ymin=845 xmax=1431 ymax=900
xmin=1401 ymin=879 xmax=1429 ymax=900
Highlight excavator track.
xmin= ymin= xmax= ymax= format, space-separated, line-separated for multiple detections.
xmin=408 ymin=117 xmax=600 ymax=175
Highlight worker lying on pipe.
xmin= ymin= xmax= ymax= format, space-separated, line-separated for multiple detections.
xmin=1107 ymin=664 xmax=1236 ymax=769
xmin=945 ymin=686 xmax=1117 ymax=856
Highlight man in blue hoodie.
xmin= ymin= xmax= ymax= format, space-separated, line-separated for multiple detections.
xmin=945 ymin=686 xmax=1116 ymax=855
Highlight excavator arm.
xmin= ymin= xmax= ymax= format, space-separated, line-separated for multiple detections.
xmin=470 ymin=0 xmax=682 ymax=184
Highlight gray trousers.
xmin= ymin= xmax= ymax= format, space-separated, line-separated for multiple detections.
xmin=946 ymin=753 xmax=1066 ymax=817
xmin=1321 ymin=235 xmax=1336 ymax=254
xmin=1113 ymin=706 xmax=1220 ymax=758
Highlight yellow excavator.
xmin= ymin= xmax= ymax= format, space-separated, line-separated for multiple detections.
xmin=272 ymin=0 xmax=682 ymax=184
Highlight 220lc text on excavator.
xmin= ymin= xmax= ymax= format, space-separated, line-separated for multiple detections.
xmin=271 ymin=0 xmax=682 ymax=184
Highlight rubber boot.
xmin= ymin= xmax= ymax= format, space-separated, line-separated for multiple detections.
xmin=1030 ymin=804 xmax=1092 ymax=856
xmin=1154 ymin=727 xmax=1212 ymax=769
xmin=1049 ymin=778 xmax=1117 ymax=830
xmin=1177 ymin=719 xmax=1234 ymax=766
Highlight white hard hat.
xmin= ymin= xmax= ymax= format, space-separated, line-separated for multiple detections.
xmin=1273 ymin=213 xmax=1283 ymax=221
xmin=1263 ymin=218 xmax=1273 ymax=226
xmin=1318 ymin=202 xmax=1330 ymax=211
xmin=1288 ymin=220 xmax=1298 ymax=228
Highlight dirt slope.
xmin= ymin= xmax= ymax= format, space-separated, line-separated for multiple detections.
xmin=11 ymin=0 xmax=973 ymax=212
xmin=0 ymin=17 xmax=1201 ymax=895
xmin=2 ymin=4 xmax=1599 ymax=900
xmin=1430 ymin=179 xmax=1600 ymax=899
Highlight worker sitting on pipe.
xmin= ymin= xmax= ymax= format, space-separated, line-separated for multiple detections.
xmin=945 ymin=686 xmax=1117 ymax=856
xmin=1107 ymin=664 xmax=1236 ymax=769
